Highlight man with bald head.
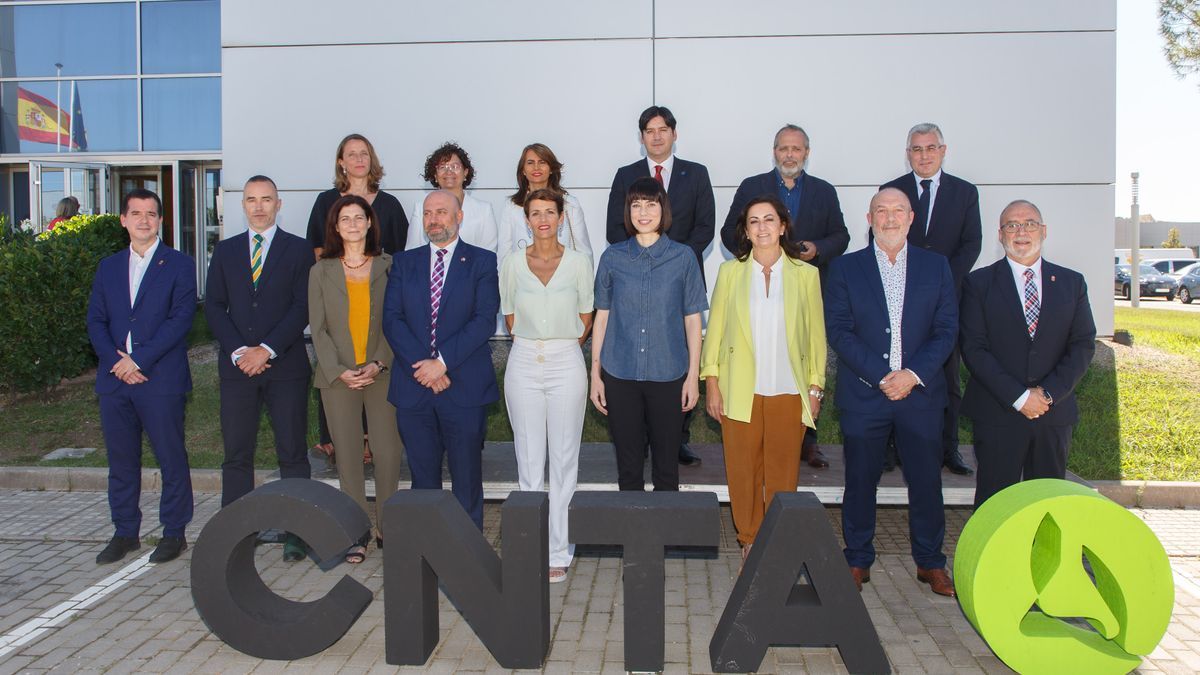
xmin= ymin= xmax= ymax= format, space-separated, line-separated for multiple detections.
xmin=383 ymin=190 xmax=500 ymax=529
xmin=824 ymin=187 xmax=959 ymax=597
xmin=959 ymin=200 xmax=1095 ymax=508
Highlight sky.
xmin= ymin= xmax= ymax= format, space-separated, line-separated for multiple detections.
xmin=1116 ymin=0 xmax=1200 ymax=221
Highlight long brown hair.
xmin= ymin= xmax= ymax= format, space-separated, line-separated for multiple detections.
xmin=510 ymin=143 xmax=567 ymax=206
xmin=333 ymin=133 xmax=385 ymax=193
xmin=321 ymin=194 xmax=381 ymax=259
xmin=731 ymin=195 xmax=806 ymax=262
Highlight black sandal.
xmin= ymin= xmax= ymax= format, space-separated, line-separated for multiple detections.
xmin=345 ymin=545 xmax=368 ymax=564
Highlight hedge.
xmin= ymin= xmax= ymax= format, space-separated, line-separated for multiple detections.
xmin=0 ymin=214 xmax=128 ymax=399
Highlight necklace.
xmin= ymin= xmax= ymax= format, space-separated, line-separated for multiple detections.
xmin=341 ymin=256 xmax=369 ymax=269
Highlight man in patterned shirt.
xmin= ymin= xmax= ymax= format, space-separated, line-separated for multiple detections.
xmin=823 ymin=188 xmax=959 ymax=597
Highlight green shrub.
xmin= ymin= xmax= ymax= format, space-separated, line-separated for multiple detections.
xmin=0 ymin=214 xmax=128 ymax=399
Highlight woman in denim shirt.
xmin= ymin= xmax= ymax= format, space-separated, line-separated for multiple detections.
xmin=590 ymin=177 xmax=708 ymax=491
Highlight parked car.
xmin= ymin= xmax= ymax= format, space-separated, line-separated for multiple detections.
xmin=1115 ymin=264 xmax=1175 ymax=300
xmin=1175 ymin=265 xmax=1200 ymax=304
xmin=1145 ymin=258 xmax=1199 ymax=277
xmin=1167 ymin=261 xmax=1200 ymax=280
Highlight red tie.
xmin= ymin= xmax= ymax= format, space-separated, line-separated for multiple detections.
xmin=653 ymin=164 xmax=664 ymax=186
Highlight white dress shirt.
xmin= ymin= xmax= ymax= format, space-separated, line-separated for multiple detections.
xmin=497 ymin=193 xmax=593 ymax=262
xmin=406 ymin=192 xmax=499 ymax=256
xmin=750 ymin=256 xmax=799 ymax=396
xmin=126 ymin=238 xmax=161 ymax=354
xmin=1007 ymin=256 xmax=1044 ymax=410
xmin=912 ymin=170 xmax=942 ymax=232
xmin=429 ymin=237 xmax=460 ymax=282
xmin=646 ymin=155 xmax=676 ymax=193
xmin=872 ymin=242 xmax=923 ymax=386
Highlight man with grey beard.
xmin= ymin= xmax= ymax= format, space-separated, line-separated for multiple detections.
xmin=719 ymin=124 xmax=849 ymax=468
xmin=720 ymin=124 xmax=850 ymax=276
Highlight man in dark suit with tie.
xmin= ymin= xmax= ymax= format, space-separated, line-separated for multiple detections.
xmin=960 ymin=200 xmax=1096 ymax=508
xmin=206 ymin=175 xmax=315 ymax=561
xmin=825 ymin=187 xmax=959 ymax=597
xmin=87 ymin=188 xmax=196 ymax=565
xmin=383 ymin=190 xmax=500 ymax=529
xmin=606 ymin=105 xmax=715 ymax=467
xmin=720 ymin=124 xmax=850 ymax=469
xmin=880 ymin=122 xmax=982 ymax=476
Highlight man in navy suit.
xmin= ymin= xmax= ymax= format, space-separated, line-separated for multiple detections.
xmin=880 ymin=122 xmax=982 ymax=476
xmin=720 ymin=124 xmax=850 ymax=469
xmin=206 ymin=175 xmax=315 ymax=561
xmin=960 ymin=200 xmax=1095 ymax=508
xmin=87 ymin=188 xmax=196 ymax=565
xmin=825 ymin=188 xmax=959 ymax=597
xmin=606 ymin=105 xmax=714 ymax=467
xmin=383 ymin=190 xmax=500 ymax=529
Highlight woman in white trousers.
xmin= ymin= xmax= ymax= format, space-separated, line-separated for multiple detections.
xmin=500 ymin=188 xmax=594 ymax=583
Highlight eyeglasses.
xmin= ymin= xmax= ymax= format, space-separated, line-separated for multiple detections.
xmin=436 ymin=163 xmax=464 ymax=174
xmin=1000 ymin=220 xmax=1044 ymax=233
xmin=908 ymin=144 xmax=944 ymax=155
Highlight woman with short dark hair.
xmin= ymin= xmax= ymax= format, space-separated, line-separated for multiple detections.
xmin=405 ymin=141 xmax=498 ymax=253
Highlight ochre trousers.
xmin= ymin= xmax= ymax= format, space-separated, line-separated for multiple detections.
xmin=721 ymin=393 xmax=805 ymax=546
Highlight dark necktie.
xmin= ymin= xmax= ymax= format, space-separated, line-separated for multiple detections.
xmin=430 ymin=249 xmax=446 ymax=357
xmin=916 ymin=179 xmax=932 ymax=238
xmin=1023 ymin=268 xmax=1040 ymax=339
xmin=654 ymin=164 xmax=664 ymax=187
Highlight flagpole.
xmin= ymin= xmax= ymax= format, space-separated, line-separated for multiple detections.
xmin=67 ymin=81 xmax=75 ymax=153
xmin=54 ymin=62 xmax=62 ymax=153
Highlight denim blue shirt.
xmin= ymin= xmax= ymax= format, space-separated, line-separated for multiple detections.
xmin=776 ymin=169 xmax=802 ymax=223
xmin=594 ymin=236 xmax=708 ymax=381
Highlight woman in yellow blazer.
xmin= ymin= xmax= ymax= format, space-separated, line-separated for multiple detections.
xmin=701 ymin=195 xmax=826 ymax=562
xmin=309 ymin=194 xmax=403 ymax=563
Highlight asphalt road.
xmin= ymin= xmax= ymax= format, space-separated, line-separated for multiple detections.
xmin=1114 ymin=296 xmax=1200 ymax=312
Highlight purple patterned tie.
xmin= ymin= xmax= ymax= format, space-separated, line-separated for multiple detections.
xmin=1023 ymin=268 xmax=1039 ymax=339
xmin=430 ymin=248 xmax=447 ymax=357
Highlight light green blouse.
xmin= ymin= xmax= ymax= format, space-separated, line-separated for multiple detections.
xmin=500 ymin=247 xmax=595 ymax=340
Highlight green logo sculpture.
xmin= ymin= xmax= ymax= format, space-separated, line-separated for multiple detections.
xmin=954 ymin=479 xmax=1173 ymax=674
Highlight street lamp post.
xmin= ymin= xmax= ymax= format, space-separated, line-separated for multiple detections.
xmin=54 ymin=62 xmax=62 ymax=154
xmin=1131 ymin=172 xmax=1140 ymax=309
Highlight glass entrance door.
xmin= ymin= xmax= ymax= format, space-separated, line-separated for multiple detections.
xmin=28 ymin=161 xmax=108 ymax=230
xmin=179 ymin=161 xmax=221 ymax=297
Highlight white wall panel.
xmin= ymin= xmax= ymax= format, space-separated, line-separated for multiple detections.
xmin=655 ymin=32 xmax=1115 ymax=188
xmin=655 ymin=0 xmax=1114 ymax=37
xmin=222 ymin=1 xmax=650 ymax=46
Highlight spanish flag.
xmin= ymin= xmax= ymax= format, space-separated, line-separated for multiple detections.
xmin=17 ymin=87 xmax=81 ymax=150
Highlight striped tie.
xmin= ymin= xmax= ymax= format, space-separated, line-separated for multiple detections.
xmin=1023 ymin=268 xmax=1039 ymax=338
xmin=430 ymin=248 xmax=447 ymax=357
xmin=250 ymin=233 xmax=264 ymax=290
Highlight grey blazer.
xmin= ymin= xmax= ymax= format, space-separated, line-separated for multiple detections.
xmin=308 ymin=253 xmax=394 ymax=389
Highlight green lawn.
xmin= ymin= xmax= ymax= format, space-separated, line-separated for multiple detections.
xmin=3 ymin=307 xmax=1198 ymax=482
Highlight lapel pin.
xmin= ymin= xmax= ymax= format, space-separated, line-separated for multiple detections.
xmin=157 ymin=259 xmax=165 ymax=265
xmin=1050 ymin=275 xmax=1056 ymax=282
xmin=460 ymin=257 xmax=466 ymax=262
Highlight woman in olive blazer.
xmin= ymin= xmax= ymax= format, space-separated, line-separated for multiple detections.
xmin=309 ymin=194 xmax=403 ymax=563
xmin=701 ymin=195 xmax=826 ymax=561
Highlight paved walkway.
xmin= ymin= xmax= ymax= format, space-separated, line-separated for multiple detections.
xmin=0 ymin=489 xmax=1197 ymax=674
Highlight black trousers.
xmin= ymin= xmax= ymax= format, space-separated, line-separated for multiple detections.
xmin=602 ymin=370 xmax=683 ymax=491
xmin=941 ymin=347 xmax=963 ymax=460
xmin=972 ymin=421 xmax=1071 ymax=508
xmin=220 ymin=376 xmax=311 ymax=507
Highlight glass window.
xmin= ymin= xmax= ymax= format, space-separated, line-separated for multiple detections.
xmin=142 ymin=0 xmax=220 ymax=74
xmin=0 ymin=80 xmax=138 ymax=153
xmin=142 ymin=77 xmax=220 ymax=151
xmin=12 ymin=171 xmax=29 ymax=224
xmin=39 ymin=167 xmax=64 ymax=225
xmin=0 ymin=3 xmax=136 ymax=77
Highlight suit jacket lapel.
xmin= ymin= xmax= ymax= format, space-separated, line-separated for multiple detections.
xmin=993 ymin=260 xmax=1027 ymax=336
xmin=1032 ymin=261 xmax=1060 ymax=344
xmin=733 ymin=260 xmax=752 ymax=346
xmin=929 ymin=175 xmax=954 ymax=236
xmin=131 ymin=245 xmax=169 ymax=310
xmin=255 ymin=231 xmax=283 ymax=294
xmin=783 ymin=259 xmax=800 ymax=343
xmin=442 ymin=243 xmax=469 ymax=302
xmin=858 ymin=248 xmax=889 ymax=316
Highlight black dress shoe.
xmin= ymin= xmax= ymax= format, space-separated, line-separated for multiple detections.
xmin=678 ymin=444 xmax=702 ymax=467
xmin=96 ymin=536 xmax=140 ymax=565
xmin=149 ymin=536 xmax=187 ymax=563
xmin=944 ymin=450 xmax=974 ymax=476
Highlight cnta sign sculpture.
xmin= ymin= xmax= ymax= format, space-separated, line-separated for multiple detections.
xmin=955 ymin=479 xmax=1174 ymax=674
xmin=190 ymin=480 xmax=890 ymax=673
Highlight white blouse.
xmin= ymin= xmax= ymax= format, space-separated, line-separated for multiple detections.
xmin=497 ymin=193 xmax=593 ymax=262
xmin=750 ymin=256 xmax=799 ymax=396
xmin=500 ymin=247 xmax=594 ymax=341
xmin=405 ymin=191 xmax=499 ymax=256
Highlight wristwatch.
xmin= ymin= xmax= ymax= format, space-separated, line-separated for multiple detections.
xmin=808 ymin=387 xmax=825 ymax=402
xmin=1041 ymin=389 xmax=1053 ymax=405
xmin=374 ymin=360 xmax=388 ymax=373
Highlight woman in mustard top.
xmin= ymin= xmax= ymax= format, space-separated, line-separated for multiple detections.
xmin=309 ymin=194 xmax=402 ymax=563
xmin=700 ymin=195 xmax=827 ymax=563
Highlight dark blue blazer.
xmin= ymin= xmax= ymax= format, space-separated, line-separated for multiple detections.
xmin=605 ymin=157 xmax=715 ymax=270
xmin=382 ymin=241 xmax=500 ymax=410
xmin=879 ymin=172 xmax=982 ymax=286
xmin=86 ymin=244 xmax=196 ymax=396
xmin=720 ymin=170 xmax=849 ymax=269
xmin=824 ymin=245 xmax=958 ymax=413
xmin=959 ymin=258 xmax=1096 ymax=426
xmin=204 ymin=229 xmax=314 ymax=381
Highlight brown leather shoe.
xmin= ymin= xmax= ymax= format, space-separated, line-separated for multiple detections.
xmin=916 ymin=567 xmax=956 ymax=597
xmin=849 ymin=566 xmax=871 ymax=592
xmin=802 ymin=439 xmax=830 ymax=468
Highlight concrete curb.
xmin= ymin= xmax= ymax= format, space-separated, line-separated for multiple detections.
xmin=1092 ymin=480 xmax=1200 ymax=508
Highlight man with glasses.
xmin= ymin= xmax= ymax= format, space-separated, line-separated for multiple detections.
xmin=880 ymin=122 xmax=982 ymax=476
xmin=958 ymin=200 xmax=1095 ymax=507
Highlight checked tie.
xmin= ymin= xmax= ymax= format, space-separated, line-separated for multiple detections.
xmin=1023 ymin=268 xmax=1040 ymax=339
xmin=430 ymin=248 xmax=447 ymax=357
xmin=250 ymin=233 xmax=263 ymax=290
